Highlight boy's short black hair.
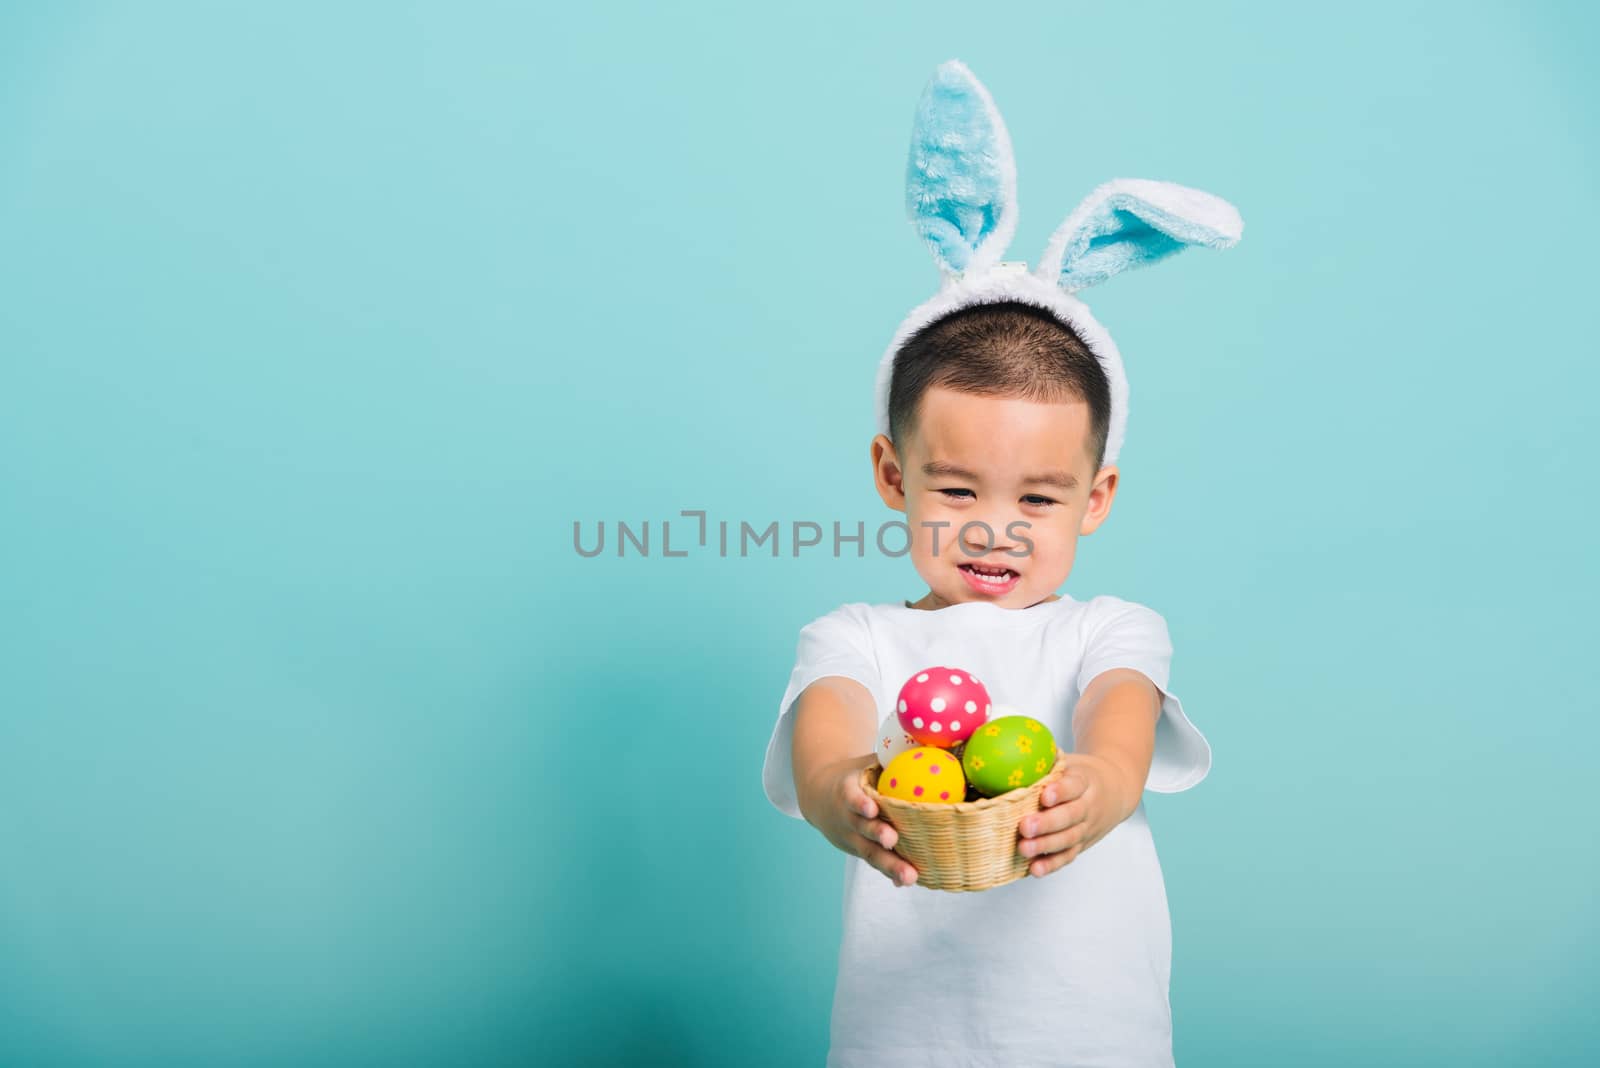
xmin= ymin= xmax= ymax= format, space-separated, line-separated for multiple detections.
xmin=886 ymin=301 xmax=1112 ymax=472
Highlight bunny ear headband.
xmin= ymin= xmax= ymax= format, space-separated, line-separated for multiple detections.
xmin=872 ymin=59 xmax=1244 ymax=468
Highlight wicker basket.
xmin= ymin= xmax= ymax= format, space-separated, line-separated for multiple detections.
xmin=861 ymin=746 xmax=1071 ymax=892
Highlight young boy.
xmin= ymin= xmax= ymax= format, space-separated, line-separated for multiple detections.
xmin=760 ymin=59 xmax=1238 ymax=1065
xmin=760 ymin=298 xmax=1216 ymax=1067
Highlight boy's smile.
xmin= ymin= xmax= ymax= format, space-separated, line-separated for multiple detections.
xmin=872 ymin=385 xmax=1119 ymax=611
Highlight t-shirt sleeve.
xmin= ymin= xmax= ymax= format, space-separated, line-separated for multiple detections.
xmin=761 ymin=604 xmax=882 ymax=820
xmin=1075 ymin=597 xmax=1212 ymax=793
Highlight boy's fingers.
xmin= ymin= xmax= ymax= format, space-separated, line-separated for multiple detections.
xmin=862 ymin=841 xmax=917 ymax=886
xmin=845 ymin=780 xmax=877 ymax=820
xmin=1018 ymin=799 xmax=1088 ymax=839
xmin=1031 ymin=843 xmax=1082 ymax=877
xmin=1055 ymin=769 xmax=1088 ymax=801
xmin=854 ymin=814 xmax=896 ymax=849
xmin=1018 ymin=822 xmax=1087 ymax=860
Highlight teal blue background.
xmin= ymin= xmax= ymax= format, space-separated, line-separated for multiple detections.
xmin=2 ymin=2 xmax=1595 ymax=1064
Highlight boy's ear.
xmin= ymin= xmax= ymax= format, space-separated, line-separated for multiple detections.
xmin=871 ymin=434 xmax=907 ymax=510
xmin=905 ymin=59 xmax=1019 ymax=278
xmin=1034 ymin=178 xmax=1242 ymax=293
xmin=1079 ymin=465 xmax=1119 ymax=536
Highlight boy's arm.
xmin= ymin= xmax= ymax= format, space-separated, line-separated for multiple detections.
xmin=1068 ymin=667 xmax=1161 ymax=817
xmin=791 ymin=675 xmax=876 ymax=816
xmin=1016 ymin=667 xmax=1161 ymax=878
xmin=791 ymin=676 xmax=920 ymax=887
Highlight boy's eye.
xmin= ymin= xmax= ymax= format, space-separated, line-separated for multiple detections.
xmin=939 ymin=488 xmax=1057 ymax=507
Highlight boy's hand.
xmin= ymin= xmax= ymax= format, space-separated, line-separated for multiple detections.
xmin=800 ymin=754 xmax=920 ymax=888
xmin=1015 ymin=753 xmax=1138 ymax=878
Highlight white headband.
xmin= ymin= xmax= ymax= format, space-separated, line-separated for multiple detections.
xmin=874 ymin=59 xmax=1245 ymax=468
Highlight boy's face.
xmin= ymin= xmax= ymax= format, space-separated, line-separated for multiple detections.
xmin=872 ymin=385 xmax=1119 ymax=610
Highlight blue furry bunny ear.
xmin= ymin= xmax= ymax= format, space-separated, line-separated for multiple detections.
xmin=1034 ymin=178 xmax=1243 ymax=293
xmin=905 ymin=59 xmax=1019 ymax=277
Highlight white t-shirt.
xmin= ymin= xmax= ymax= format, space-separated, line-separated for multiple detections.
xmin=761 ymin=594 xmax=1212 ymax=1068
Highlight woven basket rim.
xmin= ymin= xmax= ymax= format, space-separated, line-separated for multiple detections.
xmin=862 ymin=745 xmax=1071 ymax=812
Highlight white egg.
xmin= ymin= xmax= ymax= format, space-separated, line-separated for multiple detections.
xmin=875 ymin=711 xmax=920 ymax=767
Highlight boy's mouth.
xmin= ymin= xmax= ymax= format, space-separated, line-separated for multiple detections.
xmin=957 ymin=562 xmax=1021 ymax=596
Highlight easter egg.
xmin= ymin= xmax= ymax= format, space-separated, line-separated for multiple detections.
xmin=875 ymin=711 xmax=920 ymax=767
xmin=960 ymin=715 xmax=1057 ymax=798
xmin=878 ymin=746 xmax=967 ymax=804
xmin=896 ymin=666 xmax=991 ymax=748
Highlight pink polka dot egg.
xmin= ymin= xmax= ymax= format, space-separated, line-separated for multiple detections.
xmin=877 ymin=746 xmax=967 ymax=805
xmin=895 ymin=666 xmax=991 ymax=748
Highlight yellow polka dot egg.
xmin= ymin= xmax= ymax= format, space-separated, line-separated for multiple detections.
xmin=878 ymin=746 xmax=967 ymax=805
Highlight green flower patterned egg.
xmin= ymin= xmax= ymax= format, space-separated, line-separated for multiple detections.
xmin=960 ymin=715 xmax=1057 ymax=798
